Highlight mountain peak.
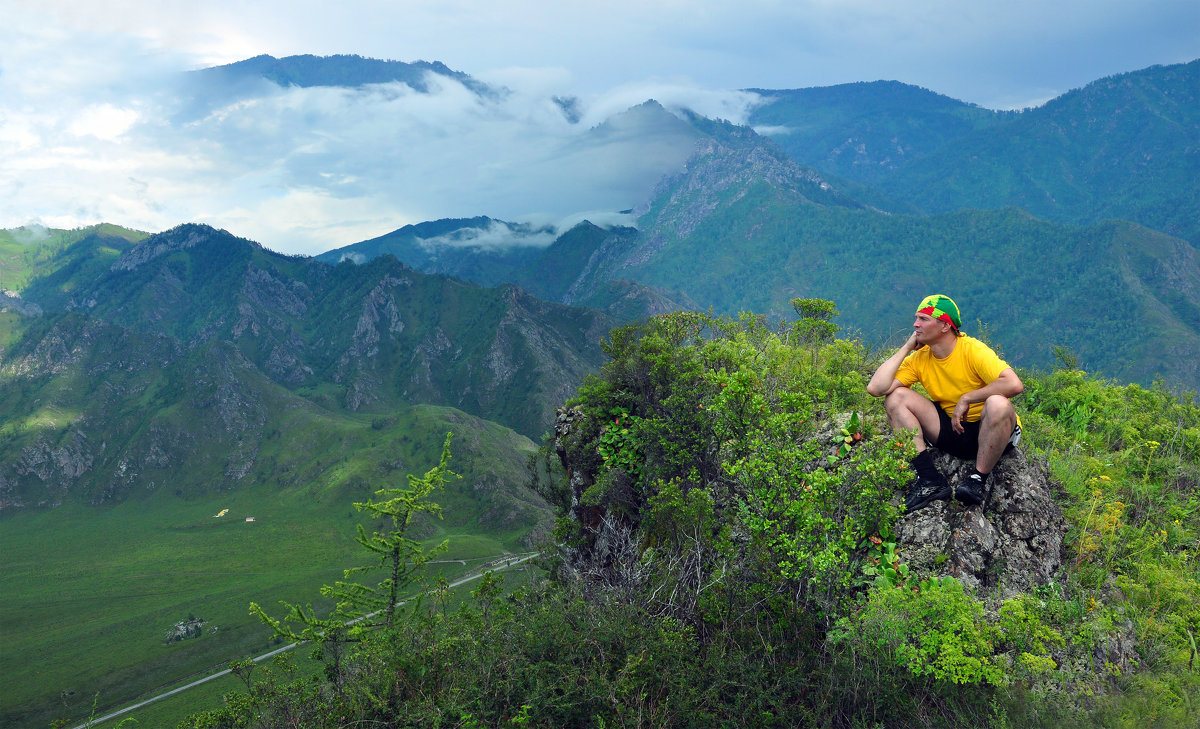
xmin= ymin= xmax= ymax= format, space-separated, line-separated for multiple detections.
xmin=196 ymin=54 xmax=493 ymax=96
xmin=111 ymin=223 xmax=259 ymax=272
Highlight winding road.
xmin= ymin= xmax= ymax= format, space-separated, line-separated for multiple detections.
xmin=71 ymin=553 xmax=538 ymax=729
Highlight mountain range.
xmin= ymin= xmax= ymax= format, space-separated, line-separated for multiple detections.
xmin=7 ymin=52 xmax=1198 ymax=524
xmin=322 ymin=63 xmax=1200 ymax=392
xmin=0 ymin=223 xmax=613 ymax=515
xmin=749 ymin=60 xmax=1200 ymax=247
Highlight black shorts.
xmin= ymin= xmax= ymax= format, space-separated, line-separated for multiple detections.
xmin=931 ymin=407 xmax=1021 ymax=460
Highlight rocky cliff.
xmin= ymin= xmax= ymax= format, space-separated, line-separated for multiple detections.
xmin=552 ymin=405 xmax=1070 ymax=604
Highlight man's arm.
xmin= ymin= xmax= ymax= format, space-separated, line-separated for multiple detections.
xmin=949 ymin=368 xmax=1024 ymax=432
xmin=866 ymin=332 xmax=920 ymax=397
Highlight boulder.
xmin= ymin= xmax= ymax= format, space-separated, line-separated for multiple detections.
xmin=895 ymin=446 xmax=1069 ymax=600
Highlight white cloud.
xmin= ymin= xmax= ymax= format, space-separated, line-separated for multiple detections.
xmin=337 ymin=251 xmax=367 ymax=264
xmin=418 ymin=221 xmax=557 ymax=252
xmin=0 ymin=36 xmax=721 ymax=254
xmin=69 ymin=104 xmax=141 ymax=140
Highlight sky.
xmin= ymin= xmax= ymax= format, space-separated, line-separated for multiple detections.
xmin=1 ymin=0 xmax=1197 ymax=256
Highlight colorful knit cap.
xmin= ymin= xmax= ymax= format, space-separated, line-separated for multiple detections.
xmin=916 ymin=294 xmax=963 ymax=335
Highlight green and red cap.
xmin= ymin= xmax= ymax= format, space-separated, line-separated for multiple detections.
xmin=917 ymin=294 xmax=963 ymax=336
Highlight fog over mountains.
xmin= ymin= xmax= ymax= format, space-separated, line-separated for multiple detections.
xmin=2 ymin=53 xmax=761 ymax=254
xmin=3 ymin=49 xmax=1196 ymax=261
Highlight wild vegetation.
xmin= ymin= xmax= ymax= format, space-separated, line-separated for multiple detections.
xmin=182 ymin=305 xmax=1200 ymax=728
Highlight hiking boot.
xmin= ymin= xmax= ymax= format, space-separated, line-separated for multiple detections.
xmin=905 ymin=472 xmax=951 ymax=512
xmin=955 ymin=473 xmax=987 ymax=507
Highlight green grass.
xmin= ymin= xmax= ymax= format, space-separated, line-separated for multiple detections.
xmin=104 ymin=563 xmax=543 ymax=729
xmin=0 ymin=482 xmax=532 ymax=729
xmin=71 ymin=668 xmax=248 ymax=729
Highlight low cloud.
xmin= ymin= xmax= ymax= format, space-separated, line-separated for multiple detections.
xmin=10 ymin=224 xmax=51 ymax=245
xmin=418 ymin=221 xmax=557 ymax=252
xmin=0 ymin=31 xmax=758 ymax=256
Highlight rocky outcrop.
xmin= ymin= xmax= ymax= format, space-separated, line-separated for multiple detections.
xmin=336 ymin=274 xmax=411 ymax=410
xmin=555 ymin=402 xmax=1069 ymax=603
xmin=13 ymin=429 xmax=95 ymax=507
xmin=0 ymin=290 xmax=43 ymax=317
xmin=894 ymin=447 xmax=1068 ymax=600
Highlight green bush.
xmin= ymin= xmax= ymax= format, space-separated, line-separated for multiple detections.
xmin=835 ymin=577 xmax=1007 ymax=687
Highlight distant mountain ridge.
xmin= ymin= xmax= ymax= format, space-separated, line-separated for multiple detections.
xmin=752 ymin=60 xmax=1200 ymax=246
xmin=194 ymin=53 xmax=494 ymax=95
xmin=748 ymin=80 xmax=1009 ymax=186
xmin=879 ymin=59 xmax=1200 ymax=245
xmin=326 ymin=100 xmax=1200 ymax=392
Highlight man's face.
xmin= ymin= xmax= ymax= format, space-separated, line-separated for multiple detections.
xmin=913 ymin=312 xmax=946 ymax=343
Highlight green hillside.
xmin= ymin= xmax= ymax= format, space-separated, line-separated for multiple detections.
xmin=0 ymin=403 xmax=541 ymax=729
xmin=748 ymin=80 xmax=1008 ymax=186
xmin=180 ymin=311 xmax=1200 ymax=728
xmin=630 ymin=199 xmax=1200 ymax=391
xmin=0 ymin=223 xmax=146 ymax=295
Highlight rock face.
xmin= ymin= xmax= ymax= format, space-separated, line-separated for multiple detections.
xmin=894 ymin=446 xmax=1068 ymax=600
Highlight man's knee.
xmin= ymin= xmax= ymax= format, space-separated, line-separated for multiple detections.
xmin=884 ymin=388 xmax=939 ymax=434
xmin=884 ymin=387 xmax=923 ymax=411
xmin=981 ymin=395 xmax=1016 ymax=427
xmin=883 ymin=388 xmax=919 ymax=422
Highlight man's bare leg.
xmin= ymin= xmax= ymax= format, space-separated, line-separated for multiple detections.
xmin=884 ymin=387 xmax=943 ymax=451
xmin=885 ymin=388 xmax=952 ymax=511
xmin=974 ymin=395 xmax=1017 ymax=474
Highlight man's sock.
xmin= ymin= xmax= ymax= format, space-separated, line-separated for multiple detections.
xmin=911 ymin=449 xmax=940 ymax=481
xmin=906 ymin=450 xmax=951 ymax=511
xmin=971 ymin=469 xmax=989 ymax=485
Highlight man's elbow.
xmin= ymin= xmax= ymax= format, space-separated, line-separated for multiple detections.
xmin=866 ymin=381 xmax=890 ymax=398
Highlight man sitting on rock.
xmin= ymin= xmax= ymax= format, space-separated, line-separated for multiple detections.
xmin=867 ymin=294 xmax=1023 ymax=512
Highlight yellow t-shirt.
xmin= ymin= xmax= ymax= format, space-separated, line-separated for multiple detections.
xmin=895 ymin=336 xmax=1014 ymax=423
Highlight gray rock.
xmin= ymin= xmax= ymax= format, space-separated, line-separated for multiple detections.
xmin=894 ymin=447 xmax=1068 ymax=601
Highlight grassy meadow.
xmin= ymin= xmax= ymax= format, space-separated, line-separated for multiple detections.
xmin=1 ymin=468 xmax=536 ymax=729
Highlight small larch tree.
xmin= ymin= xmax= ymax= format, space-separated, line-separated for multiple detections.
xmin=250 ymin=432 xmax=458 ymax=650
